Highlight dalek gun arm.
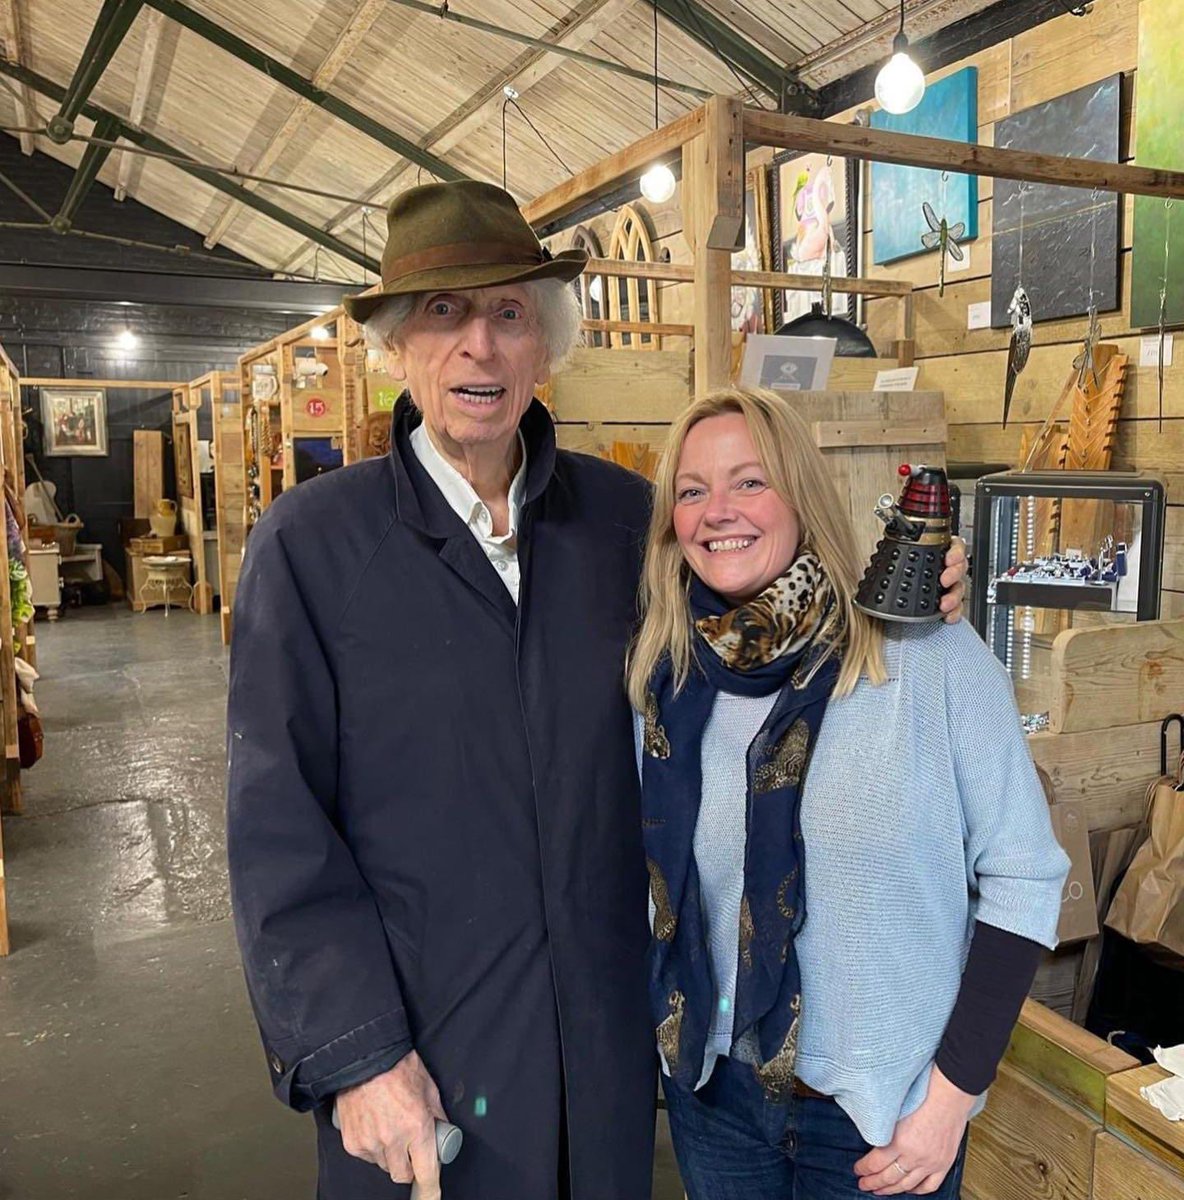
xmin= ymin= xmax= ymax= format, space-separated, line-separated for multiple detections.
xmin=873 ymin=494 xmax=926 ymax=542
xmin=855 ymin=464 xmax=953 ymax=623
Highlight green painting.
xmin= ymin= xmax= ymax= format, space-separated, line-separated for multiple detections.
xmin=1132 ymin=0 xmax=1184 ymax=328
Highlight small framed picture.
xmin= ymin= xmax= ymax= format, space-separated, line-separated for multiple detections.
xmin=41 ymin=387 xmax=108 ymax=456
xmin=740 ymin=335 xmax=837 ymax=393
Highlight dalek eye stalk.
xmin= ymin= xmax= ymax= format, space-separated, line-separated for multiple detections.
xmin=854 ymin=464 xmax=952 ymax=623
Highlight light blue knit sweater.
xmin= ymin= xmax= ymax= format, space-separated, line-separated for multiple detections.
xmin=636 ymin=619 xmax=1069 ymax=1147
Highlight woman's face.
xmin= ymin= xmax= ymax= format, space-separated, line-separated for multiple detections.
xmin=672 ymin=413 xmax=801 ymax=606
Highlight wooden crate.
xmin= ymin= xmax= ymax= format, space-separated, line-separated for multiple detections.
xmin=129 ymin=534 xmax=187 ymax=555
xmin=1107 ymin=1065 xmax=1184 ymax=1178
xmin=1094 ymin=1131 xmax=1184 ymax=1200
xmin=965 ymin=1061 xmax=1097 ymax=1200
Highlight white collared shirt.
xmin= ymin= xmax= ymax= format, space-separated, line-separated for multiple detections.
xmin=410 ymin=423 xmax=527 ymax=603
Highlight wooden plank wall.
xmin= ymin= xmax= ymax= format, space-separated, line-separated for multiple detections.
xmin=850 ymin=0 xmax=1183 ymax=621
xmin=547 ymin=1 xmax=1181 ymax=617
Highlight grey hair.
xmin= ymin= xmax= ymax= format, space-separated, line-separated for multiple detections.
xmin=362 ymin=277 xmax=584 ymax=370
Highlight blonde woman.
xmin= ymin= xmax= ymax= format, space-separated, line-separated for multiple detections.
xmin=630 ymin=387 xmax=1068 ymax=1199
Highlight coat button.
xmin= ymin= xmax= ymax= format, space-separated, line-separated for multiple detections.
xmin=269 ymin=1052 xmax=284 ymax=1074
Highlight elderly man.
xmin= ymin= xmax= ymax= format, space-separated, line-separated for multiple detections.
xmin=227 ymin=181 xmax=967 ymax=1200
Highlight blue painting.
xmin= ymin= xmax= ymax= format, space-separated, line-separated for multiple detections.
xmin=871 ymin=67 xmax=979 ymax=265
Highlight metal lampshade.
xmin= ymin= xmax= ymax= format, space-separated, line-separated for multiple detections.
xmin=775 ymin=302 xmax=878 ymax=358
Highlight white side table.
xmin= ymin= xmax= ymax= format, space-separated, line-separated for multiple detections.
xmin=27 ymin=545 xmax=62 ymax=620
xmin=138 ymin=556 xmax=194 ymax=616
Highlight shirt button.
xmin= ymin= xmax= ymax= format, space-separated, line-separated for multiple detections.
xmin=496 ymin=560 xmax=508 ymax=572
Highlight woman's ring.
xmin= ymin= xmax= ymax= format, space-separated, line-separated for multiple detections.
xmin=892 ymin=1160 xmax=908 ymax=1178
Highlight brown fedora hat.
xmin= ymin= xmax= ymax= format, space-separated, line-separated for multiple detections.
xmin=342 ymin=180 xmax=587 ymax=324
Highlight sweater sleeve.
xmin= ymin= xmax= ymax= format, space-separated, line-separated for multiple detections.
xmin=227 ymin=514 xmax=413 ymax=1111
xmin=938 ymin=621 xmax=1069 ymax=949
xmin=935 ymin=920 xmax=1044 ymax=1094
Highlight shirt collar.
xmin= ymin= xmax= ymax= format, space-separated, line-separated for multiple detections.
xmin=410 ymin=422 xmax=527 ymax=538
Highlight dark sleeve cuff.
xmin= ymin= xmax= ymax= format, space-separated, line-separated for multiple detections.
xmin=269 ymin=1009 xmax=414 ymax=1112
xmin=935 ymin=921 xmax=1044 ymax=1096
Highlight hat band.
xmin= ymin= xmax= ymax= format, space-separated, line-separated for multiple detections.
xmin=382 ymin=241 xmax=546 ymax=286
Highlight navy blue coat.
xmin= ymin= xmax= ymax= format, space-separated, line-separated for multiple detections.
xmin=227 ymin=398 xmax=655 ymax=1199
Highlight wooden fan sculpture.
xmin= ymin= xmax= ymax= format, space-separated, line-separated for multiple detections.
xmin=1060 ymin=344 xmax=1129 ymax=554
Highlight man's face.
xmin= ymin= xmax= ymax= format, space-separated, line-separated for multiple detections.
xmin=390 ymin=285 xmax=551 ymax=452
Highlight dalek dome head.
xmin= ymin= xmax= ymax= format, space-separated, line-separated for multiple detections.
xmin=896 ymin=463 xmax=951 ymax=520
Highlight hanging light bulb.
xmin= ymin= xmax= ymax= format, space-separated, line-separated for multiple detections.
xmin=309 ymin=325 xmax=330 ymax=341
xmin=116 ymin=328 xmax=138 ymax=351
xmin=588 ymin=276 xmax=603 ymax=305
xmin=875 ymin=0 xmax=925 ymax=115
xmin=639 ymin=1 xmax=676 ymax=204
xmin=640 ymin=163 xmax=677 ymax=204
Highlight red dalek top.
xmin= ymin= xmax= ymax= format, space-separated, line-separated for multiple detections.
xmin=854 ymin=464 xmax=952 ymax=623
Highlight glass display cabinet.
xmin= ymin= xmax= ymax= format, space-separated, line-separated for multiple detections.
xmin=970 ymin=471 xmax=1166 ymax=722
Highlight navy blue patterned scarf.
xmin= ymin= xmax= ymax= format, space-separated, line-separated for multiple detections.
xmin=641 ymin=552 xmax=839 ymax=1099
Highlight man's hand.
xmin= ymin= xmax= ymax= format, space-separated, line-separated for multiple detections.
xmin=939 ymin=537 xmax=968 ymax=624
xmin=336 ymin=1051 xmax=448 ymax=1198
xmin=854 ymin=1065 xmax=975 ymax=1195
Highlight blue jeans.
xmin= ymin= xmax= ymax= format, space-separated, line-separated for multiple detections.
xmin=663 ymin=1058 xmax=968 ymax=1200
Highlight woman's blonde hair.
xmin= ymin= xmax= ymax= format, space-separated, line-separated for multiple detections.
xmin=626 ymin=385 xmax=885 ymax=710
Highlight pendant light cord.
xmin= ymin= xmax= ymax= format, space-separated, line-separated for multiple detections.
xmin=653 ymin=0 xmax=660 ymax=131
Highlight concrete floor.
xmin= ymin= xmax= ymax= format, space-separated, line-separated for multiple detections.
xmin=0 ymin=606 xmax=682 ymax=1199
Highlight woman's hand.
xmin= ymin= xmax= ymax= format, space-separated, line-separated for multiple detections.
xmin=939 ymin=537 xmax=968 ymax=624
xmin=854 ymin=1065 xmax=975 ymax=1195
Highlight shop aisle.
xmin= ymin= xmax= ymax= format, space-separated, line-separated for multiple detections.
xmin=0 ymin=606 xmax=681 ymax=1199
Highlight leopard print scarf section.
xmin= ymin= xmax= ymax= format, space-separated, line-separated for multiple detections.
xmin=694 ymin=552 xmax=834 ymax=674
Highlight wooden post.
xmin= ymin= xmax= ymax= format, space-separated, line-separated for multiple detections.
xmin=684 ymin=95 xmax=744 ymax=397
xmin=340 ymin=313 xmax=361 ymax=464
xmin=279 ymin=341 xmax=297 ymax=492
xmin=133 ymin=430 xmax=164 ymax=518
xmin=895 ymin=293 xmax=915 ymax=367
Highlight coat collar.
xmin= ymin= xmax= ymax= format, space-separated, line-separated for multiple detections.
xmin=388 ymin=392 xmax=557 ymax=539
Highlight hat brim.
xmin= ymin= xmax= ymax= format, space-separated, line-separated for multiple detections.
xmin=342 ymin=249 xmax=588 ymax=324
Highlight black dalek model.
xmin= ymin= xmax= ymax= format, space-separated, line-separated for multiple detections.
xmin=854 ymin=464 xmax=952 ymax=623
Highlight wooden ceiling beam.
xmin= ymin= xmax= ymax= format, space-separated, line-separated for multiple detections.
xmin=0 ymin=58 xmax=380 ymax=274
xmin=141 ymin=0 xmax=467 ymax=181
xmin=114 ymin=7 xmax=165 ymax=200
xmin=744 ymin=109 xmax=1184 ymax=200
xmin=202 ymin=0 xmax=387 ymax=250
xmin=0 ymin=0 xmax=37 ymax=154
xmin=276 ymin=0 xmax=639 ymax=278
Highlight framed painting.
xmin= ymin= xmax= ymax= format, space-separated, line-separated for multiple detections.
xmin=771 ymin=150 xmax=858 ymax=324
xmin=871 ymin=67 xmax=979 ymax=265
xmin=991 ymin=76 xmax=1121 ymax=327
xmin=42 ymin=387 xmax=108 ymax=457
xmin=1132 ymin=2 xmax=1184 ymax=327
